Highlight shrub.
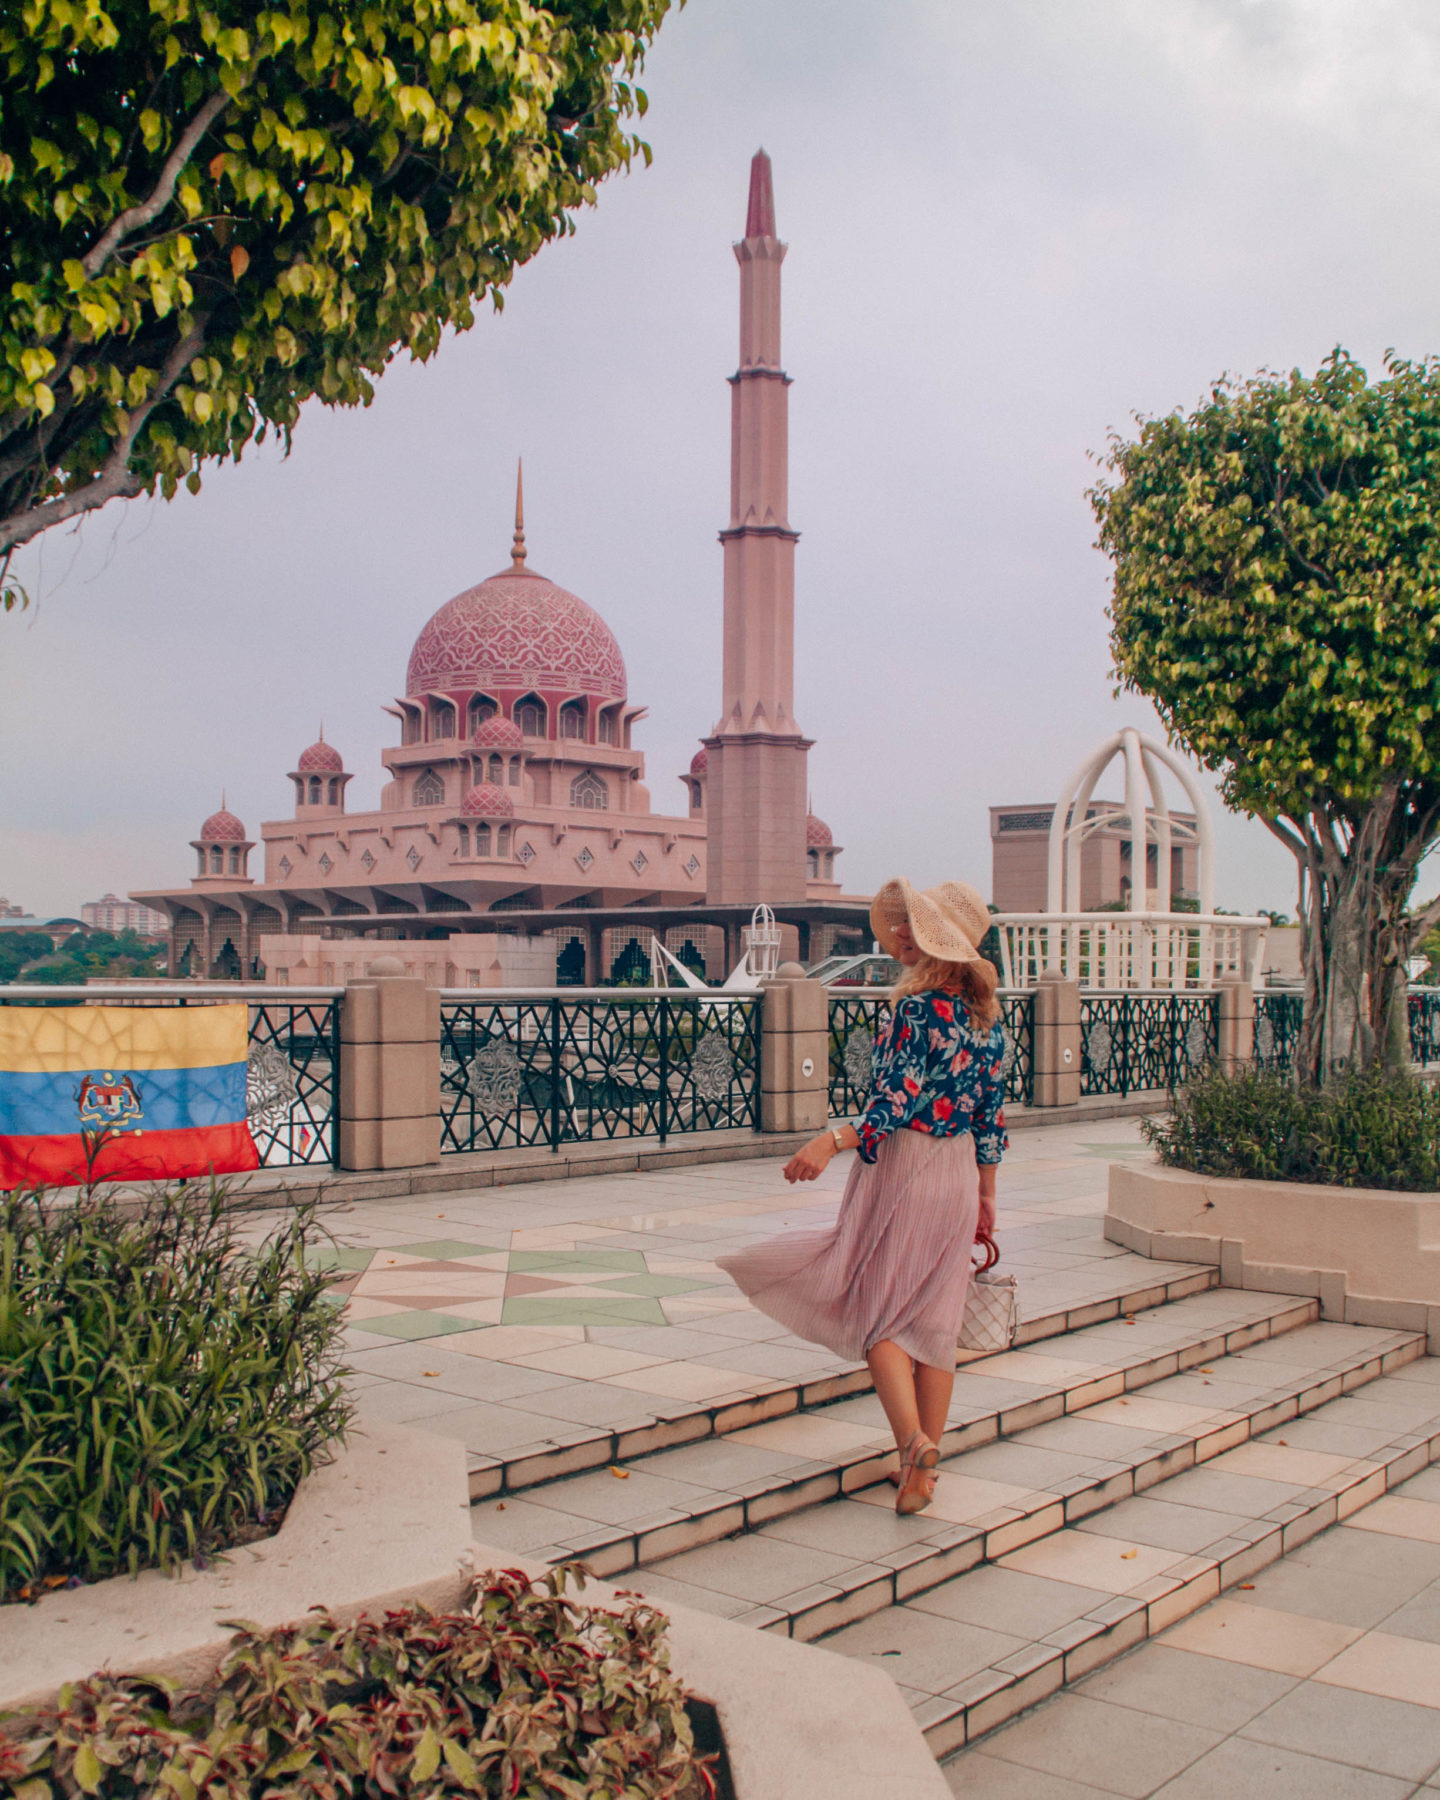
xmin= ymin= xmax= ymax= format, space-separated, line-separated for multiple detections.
xmin=0 ymin=1565 xmax=720 ymax=1800
xmin=0 ymin=1184 xmax=350 ymax=1604
xmin=1142 ymin=1064 xmax=1440 ymax=1191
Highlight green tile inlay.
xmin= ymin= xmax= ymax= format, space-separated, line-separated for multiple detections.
xmin=500 ymin=1295 xmax=667 ymax=1327
xmin=509 ymin=1250 xmax=648 ymax=1273
xmin=593 ymin=1274 xmax=719 ymax=1298
xmin=357 ymin=1311 xmax=484 ymax=1340
xmin=390 ymin=1239 xmax=503 ymax=1259
xmin=305 ymin=1245 xmax=374 ymax=1272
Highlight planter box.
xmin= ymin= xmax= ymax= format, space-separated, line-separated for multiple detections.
xmin=0 ymin=1420 xmax=947 ymax=1800
xmin=1107 ymin=1160 xmax=1440 ymax=1347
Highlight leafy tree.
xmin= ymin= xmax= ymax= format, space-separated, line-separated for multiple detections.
xmin=0 ymin=0 xmax=674 ymax=599
xmin=0 ymin=928 xmax=61 ymax=982
xmin=1093 ymin=350 xmax=1440 ymax=1084
xmin=21 ymin=927 xmax=165 ymax=984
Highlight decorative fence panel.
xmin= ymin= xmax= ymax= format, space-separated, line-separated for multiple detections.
xmin=1079 ymin=992 xmax=1218 ymax=1097
xmin=439 ymin=993 xmax=761 ymax=1154
xmin=1255 ymin=992 xmax=1304 ymax=1075
xmin=1410 ymin=991 xmax=1440 ymax=1069
xmin=826 ymin=991 xmax=1035 ymax=1117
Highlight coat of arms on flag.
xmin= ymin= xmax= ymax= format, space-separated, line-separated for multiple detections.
xmin=0 ymin=1004 xmax=261 ymax=1188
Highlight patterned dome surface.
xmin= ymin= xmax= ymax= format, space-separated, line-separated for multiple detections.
xmin=461 ymin=783 xmax=515 ymax=817
xmin=297 ymin=738 xmax=343 ymax=772
xmin=407 ymin=567 xmax=627 ymax=700
xmin=690 ymin=747 xmax=708 ymax=774
xmin=200 ymin=808 xmax=247 ymax=842
xmin=474 ymin=714 xmax=524 ymax=748
xmin=806 ymin=812 xmax=833 ymax=847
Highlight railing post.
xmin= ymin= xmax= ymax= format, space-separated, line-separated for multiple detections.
xmin=549 ymin=997 xmax=562 ymax=1152
xmin=1216 ymin=976 xmax=1255 ymax=1072
xmin=658 ymin=996 xmax=670 ymax=1145
xmin=1031 ymin=969 xmax=1081 ymax=1110
xmin=760 ymin=964 xmax=828 ymax=1134
xmin=338 ymin=959 xmax=441 ymax=1171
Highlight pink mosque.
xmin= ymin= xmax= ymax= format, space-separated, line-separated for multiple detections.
xmin=137 ymin=154 xmax=872 ymax=985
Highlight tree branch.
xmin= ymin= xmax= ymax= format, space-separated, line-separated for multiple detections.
xmin=0 ymin=318 xmax=208 ymax=555
xmin=82 ymin=91 xmax=231 ymax=280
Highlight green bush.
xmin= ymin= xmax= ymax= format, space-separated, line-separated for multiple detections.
xmin=1143 ymin=1064 xmax=1440 ymax=1191
xmin=0 ymin=1184 xmax=350 ymax=1603
xmin=0 ymin=1566 xmax=720 ymax=1800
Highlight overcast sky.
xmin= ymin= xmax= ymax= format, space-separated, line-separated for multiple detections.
xmin=6 ymin=0 xmax=1440 ymax=919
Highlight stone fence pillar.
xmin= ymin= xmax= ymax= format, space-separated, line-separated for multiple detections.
xmin=339 ymin=958 xmax=442 ymax=1170
xmin=1031 ymin=968 xmax=1082 ymax=1110
xmin=1217 ymin=976 xmax=1255 ymax=1071
xmin=760 ymin=963 xmax=829 ymax=1134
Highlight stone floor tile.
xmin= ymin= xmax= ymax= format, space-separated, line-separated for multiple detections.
xmin=911 ymin=1564 xmax=1108 ymax=1638
xmin=523 ymin=1464 xmax=723 ymax=1528
xmin=999 ymin=1529 xmax=1181 ymax=1595
xmin=1147 ymin=1464 xmax=1306 ymax=1518
xmin=1346 ymin=1495 xmax=1440 ymax=1545
xmin=728 ymin=1413 xmax=888 ymax=1458
xmin=1297 ymin=1526 xmax=1440 ymax=1587
xmin=982 ymin=1692 xmax=1222 ymax=1798
xmin=691 ymin=1341 xmax=840 ymax=1379
xmin=1161 ymin=1598 xmax=1364 ymax=1677
xmin=1209 ymin=1441 xmax=1368 ymax=1489
xmin=1075 ymin=1495 xmax=1249 ymax=1555
xmin=602 ymin=1360 xmax=765 ymax=1403
xmin=1073 ymin=1641 xmax=1296 ymax=1730
xmin=1081 ymin=1397 xmax=1240 ymax=1436
xmin=1020 ymin=1416 xmax=1171 ymax=1461
xmin=1313 ymin=1629 xmax=1440 ymax=1710
xmin=759 ymin=1495 xmax=937 ymax=1560
xmin=853 ymin=1469 xmax=1046 ymax=1527
xmin=352 ymin=1380 xmax=481 ymax=1425
xmin=1233 ymin=1556 xmax=1428 ymax=1631
xmin=1242 ymin=1679 xmax=1440 ymax=1780
xmin=491 ymin=1381 xmax=657 ymax=1427
xmin=507 ymin=1342 xmax=667 ymax=1379
xmin=939 ymin=1441 xmax=1110 ymax=1492
xmin=967 ymin=1350 xmax=1112 ymax=1385
xmin=414 ymin=1400 xmax=584 ymax=1456
xmin=821 ymin=1603 xmax=1027 ymax=1697
xmin=944 ymin=1748 xmax=1122 ymax=1797
xmin=1397 ymin=1469 xmax=1440 ymax=1504
xmin=1152 ymin=1735 xmax=1413 ymax=1798
xmin=1376 ymin=1585 xmax=1440 ymax=1646
xmin=622 ymin=1568 xmax=757 ymax=1621
xmin=643 ymin=1531 xmax=855 ymax=1604
xmin=468 ymin=1494 xmax=596 ymax=1550
xmin=636 ymin=1437 xmax=814 ymax=1488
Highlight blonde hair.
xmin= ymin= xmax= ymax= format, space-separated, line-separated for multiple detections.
xmin=892 ymin=954 xmax=1001 ymax=1031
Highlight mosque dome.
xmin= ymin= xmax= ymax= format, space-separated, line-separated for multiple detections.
xmin=690 ymin=747 xmax=708 ymax=774
xmin=461 ymin=783 xmax=515 ymax=818
xmin=200 ymin=807 xmax=247 ymax=843
xmin=806 ymin=812 xmax=833 ymax=848
xmin=407 ymin=567 xmax=627 ymax=701
xmin=474 ymin=714 xmax=524 ymax=749
xmin=297 ymin=738 xmax=343 ymax=772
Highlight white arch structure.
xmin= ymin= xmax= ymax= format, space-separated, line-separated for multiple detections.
xmin=1045 ymin=727 xmax=1215 ymax=916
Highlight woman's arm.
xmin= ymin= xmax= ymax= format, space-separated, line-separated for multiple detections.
xmin=783 ymin=1121 xmax=858 ymax=1184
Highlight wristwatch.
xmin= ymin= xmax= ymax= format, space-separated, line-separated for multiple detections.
xmin=831 ymin=1128 xmax=847 ymax=1152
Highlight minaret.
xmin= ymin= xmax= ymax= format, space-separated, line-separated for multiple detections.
xmin=704 ymin=150 xmax=811 ymax=904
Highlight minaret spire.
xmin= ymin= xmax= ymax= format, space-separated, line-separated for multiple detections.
xmin=510 ymin=458 xmax=527 ymax=570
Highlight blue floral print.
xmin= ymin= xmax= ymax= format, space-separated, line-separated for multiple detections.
xmin=854 ymin=993 xmax=1008 ymax=1166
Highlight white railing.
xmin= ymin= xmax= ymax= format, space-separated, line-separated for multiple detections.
xmin=994 ymin=914 xmax=1269 ymax=991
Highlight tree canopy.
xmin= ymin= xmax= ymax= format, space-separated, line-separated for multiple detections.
xmin=1092 ymin=350 xmax=1440 ymax=1080
xmin=0 ymin=0 xmax=674 ymax=587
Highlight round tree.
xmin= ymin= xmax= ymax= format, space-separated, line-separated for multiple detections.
xmin=0 ymin=0 xmax=674 ymax=590
xmin=1091 ymin=350 xmax=1440 ymax=1084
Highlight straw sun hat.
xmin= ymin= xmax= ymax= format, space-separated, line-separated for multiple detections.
xmin=870 ymin=877 xmax=991 ymax=966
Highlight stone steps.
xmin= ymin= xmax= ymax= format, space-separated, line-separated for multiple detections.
xmin=466 ymin=1263 xmax=1219 ymax=1501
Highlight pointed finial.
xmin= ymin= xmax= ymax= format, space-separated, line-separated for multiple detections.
xmin=221 ymin=788 xmax=227 ymax=810
xmin=511 ymin=458 xmax=527 ymax=570
xmin=746 ymin=148 xmax=775 ymax=238
xmin=318 ymin=721 xmax=325 ymax=742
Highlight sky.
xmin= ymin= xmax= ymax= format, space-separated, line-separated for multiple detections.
xmin=6 ymin=0 xmax=1440 ymax=919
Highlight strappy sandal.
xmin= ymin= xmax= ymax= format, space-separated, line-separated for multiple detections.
xmin=895 ymin=1430 xmax=939 ymax=1515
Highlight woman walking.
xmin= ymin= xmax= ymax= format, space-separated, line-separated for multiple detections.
xmin=717 ymin=878 xmax=1007 ymax=1515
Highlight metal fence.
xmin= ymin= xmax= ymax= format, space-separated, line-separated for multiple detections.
xmin=826 ymin=990 xmax=1036 ymax=1118
xmin=1255 ymin=991 xmax=1304 ymax=1074
xmin=1410 ymin=990 xmax=1440 ymax=1068
xmin=439 ymin=990 xmax=761 ymax=1154
xmin=1079 ymin=992 xmax=1219 ymax=1097
xmin=0 ymin=984 xmax=340 ymax=1168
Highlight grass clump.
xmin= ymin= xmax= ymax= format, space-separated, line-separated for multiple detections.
xmin=1143 ymin=1064 xmax=1440 ymax=1191
xmin=0 ymin=1184 xmax=350 ymax=1604
xmin=0 ymin=1565 xmax=722 ymax=1799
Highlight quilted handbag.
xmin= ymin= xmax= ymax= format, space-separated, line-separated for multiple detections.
xmin=957 ymin=1230 xmax=1019 ymax=1355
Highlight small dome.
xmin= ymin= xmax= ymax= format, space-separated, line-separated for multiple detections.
xmin=474 ymin=714 xmax=524 ymax=749
xmin=461 ymin=783 xmax=515 ymax=818
xmin=690 ymin=747 xmax=708 ymax=775
xmin=806 ymin=812 xmax=833 ymax=848
xmin=200 ymin=808 xmax=247 ymax=843
xmin=297 ymin=738 xmax=343 ymax=772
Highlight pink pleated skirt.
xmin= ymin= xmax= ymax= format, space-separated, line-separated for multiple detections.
xmin=716 ymin=1128 xmax=981 ymax=1372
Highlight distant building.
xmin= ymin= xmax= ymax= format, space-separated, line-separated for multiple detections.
xmin=0 ymin=898 xmax=30 ymax=919
xmin=82 ymin=894 xmax=170 ymax=935
xmin=990 ymin=800 xmax=1200 ymax=912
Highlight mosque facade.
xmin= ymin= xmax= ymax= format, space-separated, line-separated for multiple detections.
xmin=136 ymin=153 xmax=869 ymax=984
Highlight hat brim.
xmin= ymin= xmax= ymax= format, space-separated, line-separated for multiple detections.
xmin=870 ymin=877 xmax=983 ymax=965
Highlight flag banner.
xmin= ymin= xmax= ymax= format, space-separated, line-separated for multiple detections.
xmin=0 ymin=1004 xmax=261 ymax=1188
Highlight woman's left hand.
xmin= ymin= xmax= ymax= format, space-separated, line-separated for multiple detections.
xmin=783 ymin=1135 xmax=834 ymax=1184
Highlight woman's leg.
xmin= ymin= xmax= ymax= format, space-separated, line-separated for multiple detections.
xmin=866 ymin=1338 xmax=922 ymax=1450
xmin=915 ymin=1360 xmax=956 ymax=1449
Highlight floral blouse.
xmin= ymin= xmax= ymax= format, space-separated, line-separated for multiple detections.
xmin=854 ymin=993 xmax=1008 ymax=1167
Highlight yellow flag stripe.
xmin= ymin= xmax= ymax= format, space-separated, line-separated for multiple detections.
xmin=0 ymin=1004 xmax=250 ymax=1074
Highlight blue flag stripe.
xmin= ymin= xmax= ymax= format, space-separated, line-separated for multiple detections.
xmin=0 ymin=1062 xmax=248 ymax=1137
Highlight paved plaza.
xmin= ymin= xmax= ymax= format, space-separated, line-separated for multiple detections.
xmin=254 ymin=1117 xmax=1440 ymax=1790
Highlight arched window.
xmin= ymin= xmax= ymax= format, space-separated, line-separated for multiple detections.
xmin=496 ymin=824 xmax=512 ymax=857
xmin=488 ymin=753 xmax=503 ymax=785
xmin=327 ymin=778 xmax=339 ymax=805
xmin=228 ymin=846 xmax=243 ymax=874
xmin=508 ymin=757 xmax=520 ymax=787
xmin=413 ymin=769 xmax=444 ymax=807
xmin=597 ymin=710 xmax=618 ymax=746
xmin=516 ymin=698 xmax=546 ymax=737
xmin=431 ymin=700 xmax=456 ymax=739
xmin=196 ymin=848 xmax=207 ymax=877
xmin=807 ymin=849 xmax=820 ymax=879
xmin=456 ymin=823 xmax=469 ymax=856
xmin=475 ymin=821 xmax=492 ymax=857
xmin=560 ymin=701 xmax=586 ymax=740
xmin=401 ymin=708 xmax=421 ymax=745
xmin=570 ymin=771 xmax=608 ymax=811
xmin=307 ymin=775 xmax=322 ymax=804
xmin=210 ymin=846 xmax=224 ymax=873
xmin=469 ymin=696 xmax=497 ymax=733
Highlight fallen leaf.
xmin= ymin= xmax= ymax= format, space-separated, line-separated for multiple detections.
xmin=1118 ymin=1399 xmax=1130 ymax=1406
xmin=1277 ymin=1439 xmax=1288 ymax=1446
xmin=1198 ymin=1367 xmax=1213 ymax=1374
xmin=422 ymin=1371 xmax=441 ymax=1378
xmin=496 ymin=1502 xmax=507 ymax=1511
xmin=1120 ymin=1548 xmax=1138 ymax=1560
xmin=1238 ymin=1582 xmax=1255 ymax=1589
xmin=610 ymin=1466 xmax=630 ymax=1479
